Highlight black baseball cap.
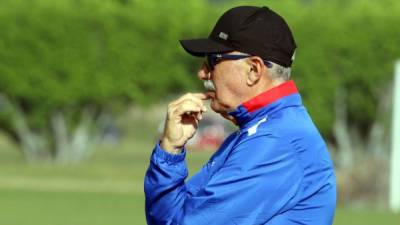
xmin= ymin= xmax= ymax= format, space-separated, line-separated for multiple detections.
xmin=179 ymin=6 xmax=296 ymax=67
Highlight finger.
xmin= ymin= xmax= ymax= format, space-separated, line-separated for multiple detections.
xmin=172 ymin=93 xmax=204 ymax=109
xmin=191 ymin=112 xmax=203 ymax=121
xmin=172 ymin=93 xmax=209 ymax=111
xmin=182 ymin=110 xmax=204 ymax=121
xmin=182 ymin=112 xmax=200 ymax=123
xmin=178 ymin=92 xmax=210 ymax=101
xmin=191 ymin=93 xmax=210 ymax=100
xmin=197 ymin=112 xmax=203 ymax=120
xmin=172 ymin=100 xmax=203 ymax=117
xmin=167 ymin=99 xmax=201 ymax=121
xmin=191 ymin=93 xmax=210 ymax=111
xmin=171 ymin=98 xmax=206 ymax=114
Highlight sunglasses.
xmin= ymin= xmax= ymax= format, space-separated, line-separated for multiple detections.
xmin=205 ymin=53 xmax=272 ymax=71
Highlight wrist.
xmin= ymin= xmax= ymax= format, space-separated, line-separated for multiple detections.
xmin=160 ymin=138 xmax=182 ymax=154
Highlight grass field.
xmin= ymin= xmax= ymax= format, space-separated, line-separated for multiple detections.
xmin=0 ymin=115 xmax=399 ymax=225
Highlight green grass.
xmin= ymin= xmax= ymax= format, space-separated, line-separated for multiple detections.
xmin=334 ymin=208 xmax=400 ymax=225
xmin=0 ymin=188 xmax=144 ymax=225
xmin=0 ymin=122 xmax=399 ymax=225
xmin=1 ymin=189 xmax=400 ymax=225
xmin=0 ymin=123 xmax=211 ymax=225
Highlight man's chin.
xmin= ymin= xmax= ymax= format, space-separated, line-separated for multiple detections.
xmin=210 ymin=99 xmax=228 ymax=113
xmin=209 ymin=99 xmax=237 ymax=124
xmin=210 ymin=99 xmax=223 ymax=112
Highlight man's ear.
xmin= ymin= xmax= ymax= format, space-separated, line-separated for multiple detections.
xmin=246 ymin=56 xmax=265 ymax=86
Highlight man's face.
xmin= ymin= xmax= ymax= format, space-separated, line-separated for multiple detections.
xmin=198 ymin=52 xmax=250 ymax=114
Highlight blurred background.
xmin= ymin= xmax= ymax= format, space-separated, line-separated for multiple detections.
xmin=0 ymin=0 xmax=399 ymax=224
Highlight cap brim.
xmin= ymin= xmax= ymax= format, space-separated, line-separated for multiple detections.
xmin=179 ymin=38 xmax=233 ymax=57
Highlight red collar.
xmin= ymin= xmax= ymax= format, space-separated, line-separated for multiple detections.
xmin=242 ymin=80 xmax=299 ymax=113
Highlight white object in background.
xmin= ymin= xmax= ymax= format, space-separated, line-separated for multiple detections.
xmin=390 ymin=60 xmax=400 ymax=212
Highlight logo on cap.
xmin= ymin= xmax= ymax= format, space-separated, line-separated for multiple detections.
xmin=219 ymin=32 xmax=228 ymax=40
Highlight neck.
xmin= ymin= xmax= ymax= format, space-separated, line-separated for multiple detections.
xmin=228 ymin=80 xmax=299 ymax=128
xmin=240 ymin=79 xmax=285 ymax=110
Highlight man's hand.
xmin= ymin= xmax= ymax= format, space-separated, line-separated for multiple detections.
xmin=161 ymin=93 xmax=209 ymax=154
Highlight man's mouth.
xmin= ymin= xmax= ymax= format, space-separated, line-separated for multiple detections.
xmin=206 ymin=91 xmax=216 ymax=99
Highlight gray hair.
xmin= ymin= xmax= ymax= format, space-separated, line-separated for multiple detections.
xmin=268 ymin=61 xmax=291 ymax=82
xmin=238 ymin=52 xmax=292 ymax=82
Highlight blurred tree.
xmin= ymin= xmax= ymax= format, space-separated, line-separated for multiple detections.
xmin=0 ymin=0 xmax=399 ymax=166
xmin=290 ymin=0 xmax=399 ymax=166
xmin=215 ymin=0 xmax=400 ymax=167
xmin=0 ymin=0 xmax=212 ymax=163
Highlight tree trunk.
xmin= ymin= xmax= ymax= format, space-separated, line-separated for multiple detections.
xmin=2 ymin=94 xmax=107 ymax=164
xmin=334 ymin=87 xmax=354 ymax=168
xmin=0 ymin=94 xmax=49 ymax=162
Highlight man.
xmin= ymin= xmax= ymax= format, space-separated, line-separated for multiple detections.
xmin=144 ymin=6 xmax=336 ymax=225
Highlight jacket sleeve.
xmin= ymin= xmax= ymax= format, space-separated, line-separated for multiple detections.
xmin=144 ymin=135 xmax=304 ymax=225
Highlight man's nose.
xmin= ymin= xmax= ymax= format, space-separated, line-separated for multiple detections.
xmin=198 ymin=63 xmax=210 ymax=80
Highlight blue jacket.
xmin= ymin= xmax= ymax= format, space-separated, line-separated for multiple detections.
xmin=144 ymin=80 xmax=336 ymax=225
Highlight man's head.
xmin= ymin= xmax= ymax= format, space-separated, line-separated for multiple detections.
xmin=179 ymin=6 xmax=296 ymax=114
